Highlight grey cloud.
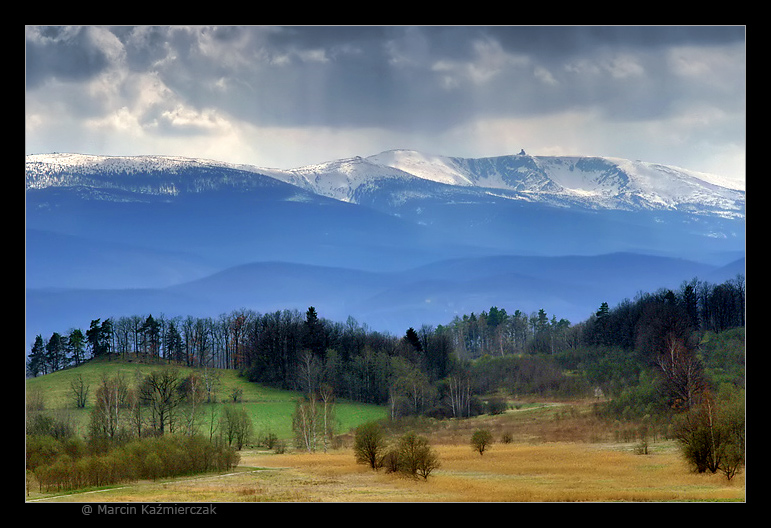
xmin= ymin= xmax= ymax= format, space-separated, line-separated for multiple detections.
xmin=25 ymin=26 xmax=122 ymax=89
xmin=25 ymin=25 xmax=746 ymax=179
xmin=26 ymin=25 xmax=745 ymax=130
xmin=486 ymin=26 xmax=745 ymax=59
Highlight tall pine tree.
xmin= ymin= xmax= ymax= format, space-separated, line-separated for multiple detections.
xmin=45 ymin=332 xmax=66 ymax=372
xmin=68 ymin=328 xmax=86 ymax=366
xmin=27 ymin=335 xmax=46 ymax=377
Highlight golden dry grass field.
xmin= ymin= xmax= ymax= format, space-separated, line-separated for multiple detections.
xmin=28 ymin=442 xmax=744 ymax=503
xmin=28 ymin=402 xmax=745 ymax=503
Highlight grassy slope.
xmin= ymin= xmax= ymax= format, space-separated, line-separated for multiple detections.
xmin=25 ymin=357 xmax=746 ymax=502
xmin=26 ymin=399 xmax=746 ymax=502
xmin=25 ymin=356 xmax=388 ymax=442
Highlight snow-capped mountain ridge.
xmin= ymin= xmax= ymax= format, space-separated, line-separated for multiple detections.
xmin=258 ymin=155 xmax=417 ymax=203
xmin=361 ymin=149 xmax=744 ymax=216
xmin=25 ymin=152 xmax=293 ymax=200
xmin=25 ymin=149 xmax=745 ymax=217
xmin=25 ymin=150 xmax=746 ymax=343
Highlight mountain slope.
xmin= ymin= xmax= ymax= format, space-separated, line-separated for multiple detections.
xmin=25 ymin=150 xmax=745 ymax=343
xmin=26 ymin=154 xmax=476 ymax=278
xmin=262 ymin=149 xmax=745 ymax=217
xmin=26 ymin=150 xmax=744 ymax=260
xmin=26 ymin=149 xmax=745 ymax=216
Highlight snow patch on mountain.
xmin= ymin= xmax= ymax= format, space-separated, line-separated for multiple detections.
xmin=258 ymin=156 xmax=415 ymax=203
xmin=366 ymin=149 xmax=475 ymax=186
xmin=26 ymin=153 xmax=228 ymax=183
xmin=26 ymin=149 xmax=745 ymax=218
xmin=25 ymin=152 xmax=291 ymax=201
xmin=359 ymin=150 xmax=744 ymax=217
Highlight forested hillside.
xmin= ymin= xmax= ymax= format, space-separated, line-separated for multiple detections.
xmin=27 ymin=274 xmax=744 ymax=419
xmin=26 ymin=271 xmax=746 ymax=495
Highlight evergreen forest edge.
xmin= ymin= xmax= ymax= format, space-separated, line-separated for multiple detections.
xmin=25 ymin=273 xmax=746 ymax=491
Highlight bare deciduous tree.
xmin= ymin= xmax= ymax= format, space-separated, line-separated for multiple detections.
xmin=219 ymin=405 xmax=252 ymax=450
xmin=180 ymin=372 xmax=207 ymax=436
xmin=318 ymin=383 xmax=337 ymax=452
xmin=292 ymin=394 xmax=320 ymax=452
xmin=70 ymin=374 xmax=89 ymax=409
xmin=389 ymin=431 xmax=440 ymax=480
xmin=90 ymin=373 xmax=130 ymax=440
xmin=139 ymin=368 xmax=184 ymax=434
xmin=655 ymin=332 xmax=705 ymax=410
xmin=296 ymin=350 xmax=323 ymax=396
xmin=354 ymin=421 xmax=387 ymax=469
xmin=447 ymin=373 xmax=472 ymax=418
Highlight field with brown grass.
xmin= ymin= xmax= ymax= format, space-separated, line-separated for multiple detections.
xmin=27 ymin=400 xmax=745 ymax=503
xmin=28 ymin=443 xmax=744 ymax=503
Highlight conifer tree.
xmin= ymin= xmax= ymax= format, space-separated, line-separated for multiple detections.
xmin=27 ymin=335 xmax=46 ymax=377
xmin=68 ymin=328 xmax=86 ymax=366
xmin=45 ymin=332 xmax=66 ymax=372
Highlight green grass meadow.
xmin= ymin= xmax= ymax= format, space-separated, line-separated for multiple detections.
xmin=25 ymin=357 xmax=388 ymax=443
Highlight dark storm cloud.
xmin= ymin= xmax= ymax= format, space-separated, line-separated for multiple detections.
xmin=26 ymin=25 xmax=744 ymax=128
xmin=444 ymin=26 xmax=746 ymax=120
xmin=484 ymin=26 xmax=745 ymax=56
xmin=26 ymin=26 xmax=115 ymax=88
xmin=244 ymin=25 xmax=745 ymax=129
xmin=150 ymin=26 xmax=445 ymax=130
xmin=25 ymin=25 xmax=746 ymax=180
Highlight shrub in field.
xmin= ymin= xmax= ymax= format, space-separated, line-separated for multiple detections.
xmin=384 ymin=431 xmax=440 ymax=480
xmin=27 ymin=433 xmax=240 ymax=492
xmin=143 ymin=452 xmax=164 ymax=481
xmin=486 ymin=397 xmax=508 ymax=415
xmin=672 ymin=387 xmax=744 ymax=479
xmin=471 ymin=429 xmax=494 ymax=455
xmin=26 ymin=434 xmax=61 ymax=472
xmin=382 ymin=450 xmax=400 ymax=474
xmin=354 ymin=421 xmax=388 ymax=470
xmin=26 ymin=412 xmax=75 ymax=440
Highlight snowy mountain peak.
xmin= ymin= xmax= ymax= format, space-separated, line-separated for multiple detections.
xmin=366 ymin=149 xmax=475 ymax=187
xmin=374 ymin=150 xmax=744 ymax=217
xmin=259 ymin=154 xmax=414 ymax=203
xmin=25 ymin=150 xmax=745 ymax=218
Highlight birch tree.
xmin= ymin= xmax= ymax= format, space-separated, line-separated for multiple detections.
xmin=318 ymin=383 xmax=337 ymax=452
xmin=292 ymin=394 xmax=319 ymax=452
xmin=656 ymin=332 xmax=705 ymax=410
xmin=447 ymin=373 xmax=472 ymax=418
xmin=90 ymin=373 xmax=130 ymax=441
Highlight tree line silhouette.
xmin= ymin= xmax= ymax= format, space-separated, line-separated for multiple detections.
xmin=27 ymin=275 xmax=744 ymax=419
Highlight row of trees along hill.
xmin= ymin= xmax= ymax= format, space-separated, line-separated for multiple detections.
xmin=27 ymin=275 xmax=744 ymax=424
